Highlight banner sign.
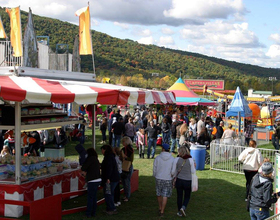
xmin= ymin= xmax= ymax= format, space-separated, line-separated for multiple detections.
xmin=184 ymin=79 xmax=224 ymax=90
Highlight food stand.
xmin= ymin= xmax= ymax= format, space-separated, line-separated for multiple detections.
xmin=0 ymin=67 xmax=176 ymax=217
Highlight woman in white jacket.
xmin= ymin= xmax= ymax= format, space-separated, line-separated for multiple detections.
xmin=238 ymin=140 xmax=263 ymax=200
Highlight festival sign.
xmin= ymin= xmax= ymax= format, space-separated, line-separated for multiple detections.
xmin=185 ymin=79 xmax=224 ymax=90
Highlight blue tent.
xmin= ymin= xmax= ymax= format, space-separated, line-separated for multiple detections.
xmin=226 ymin=87 xmax=252 ymax=117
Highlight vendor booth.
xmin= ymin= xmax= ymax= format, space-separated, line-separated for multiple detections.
xmin=0 ymin=67 xmax=176 ymax=217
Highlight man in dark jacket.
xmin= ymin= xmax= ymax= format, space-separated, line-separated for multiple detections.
xmin=249 ymin=162 xmax=279 ymax=220
xmin=216 ymin=121 xmax=224 ymax=139
xmin=112 ymin=117 xmax=125 ymax=148
xmin=145 ymin=120 xmax=161 ymax=158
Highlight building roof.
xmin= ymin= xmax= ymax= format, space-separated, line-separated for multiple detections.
xmin=252 ymin=91 xmax=272 ymax=95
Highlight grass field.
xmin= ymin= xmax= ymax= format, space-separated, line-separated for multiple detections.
xmin=20 ymin=129 xmax=276 ymax=220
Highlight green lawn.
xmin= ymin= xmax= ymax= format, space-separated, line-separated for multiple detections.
xmin=20 ymin=129 xmax=276 ymax=220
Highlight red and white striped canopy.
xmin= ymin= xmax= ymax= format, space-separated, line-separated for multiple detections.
xmin=0 ymin=76 xmax=176 ymax=105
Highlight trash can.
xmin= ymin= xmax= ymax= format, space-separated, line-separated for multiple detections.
xmin=190 ymin=145 xmax=206 ymax=170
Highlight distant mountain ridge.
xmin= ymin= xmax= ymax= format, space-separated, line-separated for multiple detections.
xmin=0 ymin=7 xmax=279 ymax=93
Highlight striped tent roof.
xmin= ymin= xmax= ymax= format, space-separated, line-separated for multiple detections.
xmin=0 ymin=75 xmax=176 ymax=105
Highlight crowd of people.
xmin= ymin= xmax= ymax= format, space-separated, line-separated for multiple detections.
xmin=79 ymin=106 xmax=236 ymax=218
xmin=99 ymin=106 xmax=231 ymax=159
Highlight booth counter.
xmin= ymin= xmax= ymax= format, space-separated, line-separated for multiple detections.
xmin=0 ymin=168 xmax=85 ymax=218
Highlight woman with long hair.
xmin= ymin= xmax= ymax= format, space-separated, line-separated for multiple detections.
xmin=100 ymin=145 xmax=120 ymax=215
xmin=120 ymin=136 xmax=134 ymax=202
xmin=172 ymin=147 xmax=196 ymax=217
xmin=81 ymin=148 xmax=101 ymax=218
xmin=179 ymin=123 xmax=188 ymax=147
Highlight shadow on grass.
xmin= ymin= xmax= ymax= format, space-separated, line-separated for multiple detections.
xmin=55 ymin=174 xmax=250 ymax=220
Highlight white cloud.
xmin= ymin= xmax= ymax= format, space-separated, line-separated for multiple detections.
xmin=3 ymin=0 xmax=79 ymax=22
xmin=266 ymin=45 xmax=280 ymax=58
xmin=164 ymin=0 xmax=246 ymax=20
xmin=114 ymin=22 xmax=129 ymax=29
xmin=158 ymin=36 xmax=175 ymax=46
xmin=161 ymin=27 xmax=175 ymax=35
xmin=91 ymin=19 xmax=99 ymax=27
xmin=137 ymin=36 xmax=155 ymax=45
xmin=180 ymin=21 xmax=262 ymax=48
xmin=269 ymin=34 xmax=280 ymax=44
xmin=132 ymin=28 xmax=152 ymax=37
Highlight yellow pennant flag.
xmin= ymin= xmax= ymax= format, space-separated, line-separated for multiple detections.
xmin=0 ymin=16 xmax=7 ymax=38
xmin=75 ymin=6 xmax=92 ymax=55
xmin=6 ymin=6 xmax=22 ymax=57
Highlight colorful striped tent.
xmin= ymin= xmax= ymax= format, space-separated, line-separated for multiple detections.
xmin=167 ymin=78 xmax=216 ymax=106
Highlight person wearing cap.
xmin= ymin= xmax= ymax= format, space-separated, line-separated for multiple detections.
xmin=153 ymin=143 xmax=174 ymax=217
xmin=249 ymin=162 xmax=279 ymax=220
xmin=238 ymin=140 xmax=263 ymax=200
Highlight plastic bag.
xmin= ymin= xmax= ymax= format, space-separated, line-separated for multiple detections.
xmin=192 ymin=173 xmax=198 ymax=192
xmin=105 ymin=182 xmax=111 ymax=195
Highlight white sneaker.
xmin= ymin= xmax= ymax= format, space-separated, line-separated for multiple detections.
xmin=117 ymin=201 xmax=121 ymax=206
xmin=177 ymin=212 xmax=183 ymax=217
xmin=180 ymin=208 xmax=186 ymax=217
xmin=114 ymin=203 xmax=118 ymax=207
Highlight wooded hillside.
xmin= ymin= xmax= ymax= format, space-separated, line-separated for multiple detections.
xmin=0 ymin=7 xmax=279 ymax=94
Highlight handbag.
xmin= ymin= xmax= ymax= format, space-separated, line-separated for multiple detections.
xmin=122 ymin=160 xmax=132 ymax=172
xmin=105 ymin=182 xmax=111 ymax=195
xmin=192 ymin=173 xmax=198 ymax=192
xmin=122 ymin=147 xmax=132 ymax=172
xmin=173 ymin=160 xmax=186 ymax=188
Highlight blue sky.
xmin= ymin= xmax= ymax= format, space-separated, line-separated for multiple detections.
xmin=2 ymin=0 xmax=280 ymax=68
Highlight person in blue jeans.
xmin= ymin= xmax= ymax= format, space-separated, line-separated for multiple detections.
xmin=161 ymin=118 xmax=171 ymax=144
xmin=81 ymin=148 xmax=101 ymax=218
xmin=101 ymin=145 xmax=120 ymax=215
xmin=112 ymin=118 xmax=125 ymax=148
xmin=145 ymin=121 xmax=161 ymax=159
xmin=249 ymin=162 xmax=278 ymax=220
xmin=120 ymin=137 xmax=134 ymax=202
xmin=172 ymin=147 xmax=196 ymax=217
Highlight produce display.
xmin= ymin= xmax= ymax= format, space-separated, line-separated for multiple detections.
xmin=0 ymin=155 xmax=77 ymax=181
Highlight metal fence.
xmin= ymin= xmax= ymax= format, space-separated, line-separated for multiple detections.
xmin=266 ymin=213 xmax=280 ymax=220
xmin=210 ymin=141 xmax=277 ymax=174
xmin=0 ymin=41 xmax=22 ymax=67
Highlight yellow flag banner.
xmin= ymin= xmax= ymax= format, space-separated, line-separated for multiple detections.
xmin=75 ymin=6 xmax=92 ymax=55
xmin=6 ymin=6 xmax=22 ymax=57
xmin=0 ymin=16 xmax=7 ymax=38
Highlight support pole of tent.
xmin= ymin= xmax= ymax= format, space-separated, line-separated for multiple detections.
xmin=238 ymin=111 xmax=241 ymax=133
xmin=91 ymin=104 xmax=96 ymax=149
xmin=15 ymin=102 xmax=21 ymax=185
